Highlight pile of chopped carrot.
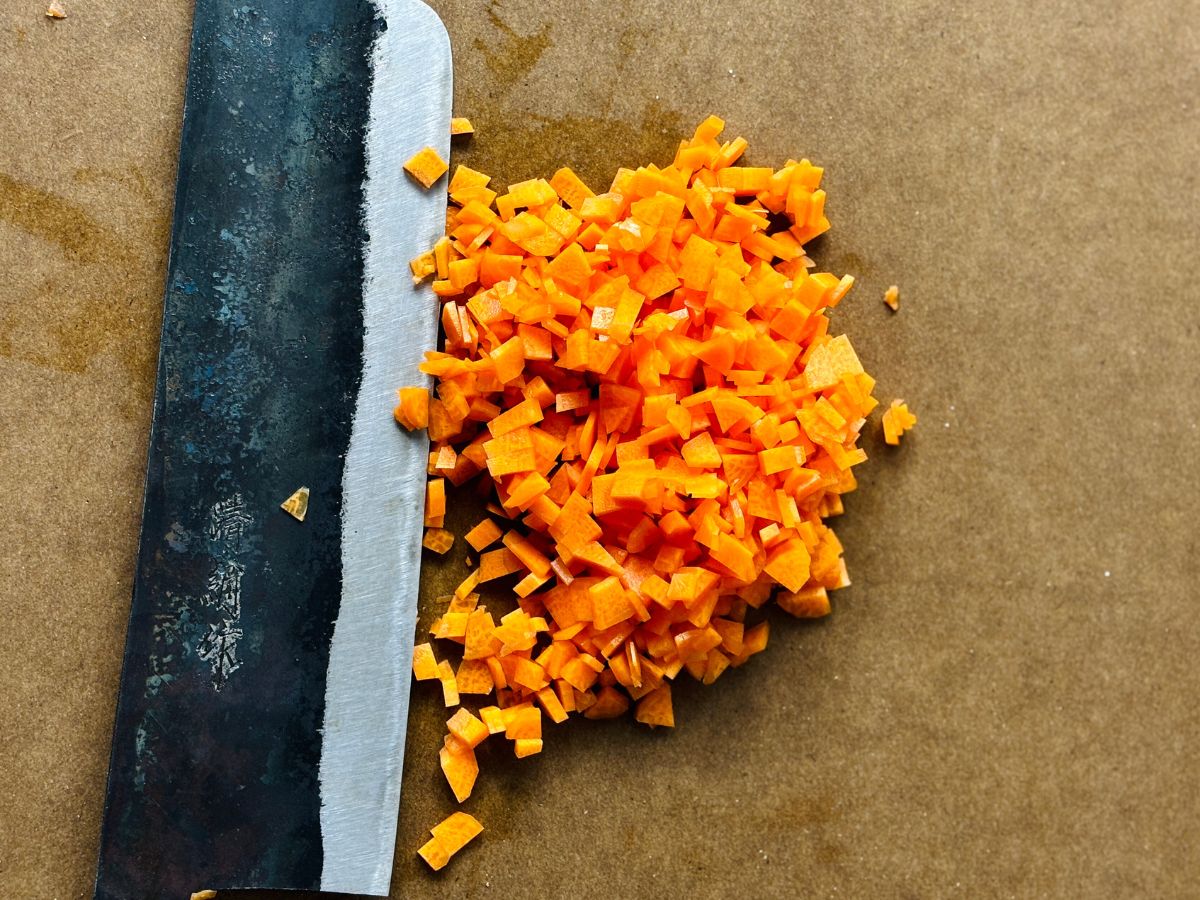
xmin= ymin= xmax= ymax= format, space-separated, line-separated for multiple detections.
xmin=398 ymin=115 xmax=914 ymax=872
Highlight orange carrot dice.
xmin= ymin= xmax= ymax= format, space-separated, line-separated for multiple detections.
xmin=404 ymin=146 xmax=449 ymax=189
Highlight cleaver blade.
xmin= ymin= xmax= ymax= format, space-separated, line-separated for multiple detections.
xmin=93 ymin=0 xmax=450 ymax=896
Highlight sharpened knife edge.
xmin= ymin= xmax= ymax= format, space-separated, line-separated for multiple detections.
xmin=317 ymin=1 xmax=452 ymax=894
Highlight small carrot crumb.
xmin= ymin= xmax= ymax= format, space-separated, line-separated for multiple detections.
xmin=280 ymin=486 xmax=309 ymax=522
xmin=404 ymin=146 xmax=449 ymax=189
xmin=884 ymin=284 xmax=900 ymax=311
xmin=881 ymin=399 xmax=918 ymax=445
xmin=46 ymin=0 xmax=66 ymax=17
xmin=450 ymin=117 xmax=475 ymax=136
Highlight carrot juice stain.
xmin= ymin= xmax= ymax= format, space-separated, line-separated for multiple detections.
xmin=473 ymin=0 xmax=551 ymax=86
xmin=454 ymin=101 xmax=687 ymax=195
xmin=0 ymin=170 xmax=168 ymax=388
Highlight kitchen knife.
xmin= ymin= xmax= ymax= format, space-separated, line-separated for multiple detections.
xmin=93 ymin=0 xmax=450 ymax=896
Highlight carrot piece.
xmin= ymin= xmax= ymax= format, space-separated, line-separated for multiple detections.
xmin=437 ymin=659 xmax=460 ymax=707
xmin=462 ymin=608 xmax=500 ymax=660
xmin=512 ymin=737 xmax=541 ymax=758
xmin=634 ymin=683 xmax=674 ymax=727
xmin=430 ymin=811 xmax=483 ymax=859
xmin=424 ymin=479 xmax=446 ymax=527
xmin=588 ymin=576 xmax=636 ymax=631
xmin=488 ymin=397 xmax=544 ymax=436
xmin=439 ymin=734 xmax=478 ymax=801
xmin=456 ymin=658 xmax=494 ymax=695
xmin=584 ymin=685 xmax=630 ymax=719
xmin=535 ymin=686 xmax=569 ymax=723
xmin=464 ymin=517 xmax=503 ymax=552
xmin=404 ymin=146 xmax=449 ymax=189
xmin=777 ymin=585 xmax=832 ymax=618
xmin=478 ymin=547 xmax=524 ymax=582
xmin=417 ymin=836 xmax=452 ymax=871
xmin=423 ymin=527 xmax=455 ymax=555
xmin=412 ymin=642 xmax=439 ymax=681
xmin=882 ymin=398 xmax=918 ymax=445
xmin=485 ymin=656 xmax=508 ymax=691
xmin=450 ymin=116 xmax=475 ymax=136
xmin=763 ymin=538 xmax=812 ymax=593
xmin=883 ymin=284 xmax=900 ymax=311
xmin=447 ymin=709 xmax=490 ymax=749
xmin=504 ymin=704 xmax=542 ymax=740
xmin=759 ymin=445 xmax=804 ymax=476
xmin=479 ymin=706 xmax=506 ymax=734
xmin=394 ymin=387 xmax=430 ymax=431
xmin=803 ymin=334 xmax=865 ymax=391
xmin=548 ymin=492 xmax=602 ymax=552
xmin=419 ymin=811 xmax=483 ymax=870
xmin=503 ymin=530 xmax=553 ymax=578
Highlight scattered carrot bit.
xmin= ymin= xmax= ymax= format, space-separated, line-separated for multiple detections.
xmin=423 ymin=527 xmax=455 ymax=554
xmin=404 ymin=146 xmax=449 ymax=189
xmin=418 ymin=812 xmax=483 ymax=871
xmin=280 ymin=486 xmax=309 ymax=522
xmin=407 ymin=116 xmax=915 ymax=868
xmin=190 ymin=892 xmax=217 ymax=900
xmin=884 ymin=284 xmax=900 ymax=311
xmin=881 ymin=399 xmax=918 ymax=445
xmin=450 ymin=117 xmax=475 ymax=136
xmin=46 ymin=0 xmax=66 ymax=17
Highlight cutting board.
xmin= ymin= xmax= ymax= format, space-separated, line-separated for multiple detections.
xmin=1 ymin=0 xmax=1198 ymax=897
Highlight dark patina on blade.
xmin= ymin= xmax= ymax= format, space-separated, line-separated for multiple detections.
xmin=93 ymin=1 xmax=450 ymax=896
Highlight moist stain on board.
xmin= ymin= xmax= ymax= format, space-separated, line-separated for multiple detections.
xmin=0 ymin=170 xmax=168 ymax=387
xmin=458 ymin=102 xmax=688 ymax=194
xmin=473 ymin=0 xmax=551 ymax=86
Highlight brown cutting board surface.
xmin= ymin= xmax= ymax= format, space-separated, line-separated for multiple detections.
xmin=2 ymin=1 xmax=1198 ymax=897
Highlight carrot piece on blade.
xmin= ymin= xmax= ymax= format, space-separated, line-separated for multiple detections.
xmin=404 ymin=146 xmax=449 ymax=189
xmin=394 ymin=387 xmax=430 ymax=431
